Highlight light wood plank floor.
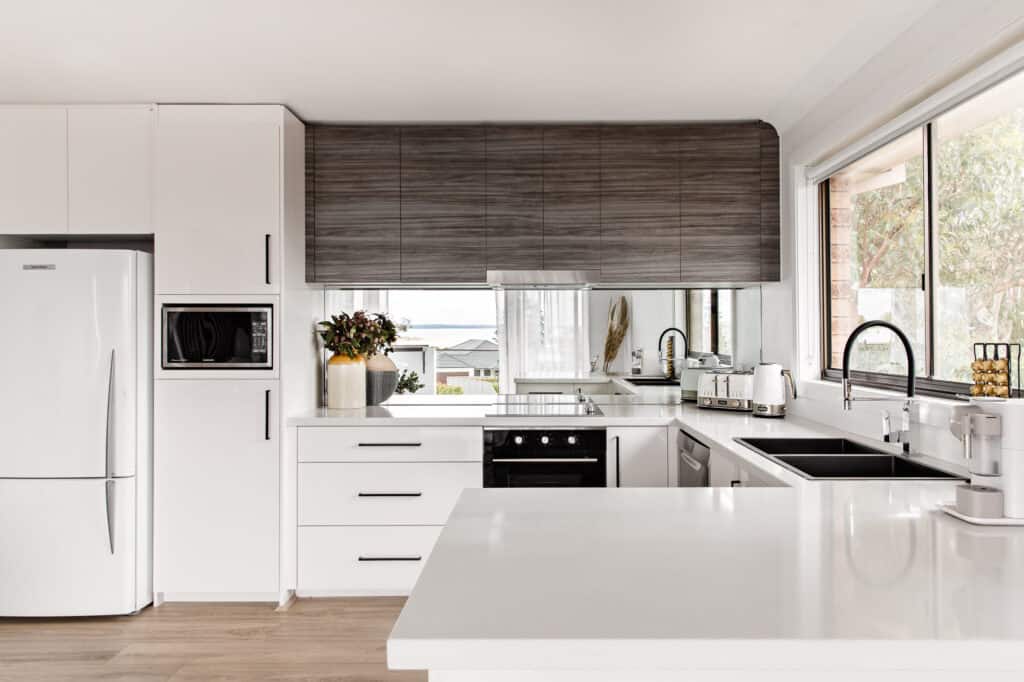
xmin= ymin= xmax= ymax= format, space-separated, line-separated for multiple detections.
xmin=0 ymin=597 xmax=425 ymax=681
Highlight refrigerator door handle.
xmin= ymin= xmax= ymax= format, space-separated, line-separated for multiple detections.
xmin=104 ymin=480 xmax=115 ymax=554
xmin=105 ymin=348 xmax=115 ymax=479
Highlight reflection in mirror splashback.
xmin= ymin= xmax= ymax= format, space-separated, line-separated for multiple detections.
xmin=320 ymin=287 xmax=762 ymax=396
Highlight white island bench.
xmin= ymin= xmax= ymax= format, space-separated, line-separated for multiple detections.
xmin=387 ymin=485 xmax=1024 ymax=681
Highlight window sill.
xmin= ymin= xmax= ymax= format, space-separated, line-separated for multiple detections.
xmin=800 ymin=377 xmax=965 ymax=428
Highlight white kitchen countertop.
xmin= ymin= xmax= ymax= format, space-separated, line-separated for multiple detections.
xmin=389 ymin=483 xmax=1024 ymax=675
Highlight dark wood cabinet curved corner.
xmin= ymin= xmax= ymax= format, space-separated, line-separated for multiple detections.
xmin=304 ymin=121 xmax=780 ymax=285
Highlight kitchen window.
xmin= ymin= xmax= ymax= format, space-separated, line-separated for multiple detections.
xmin=822 ymin=68 xmax=1024 ymax=397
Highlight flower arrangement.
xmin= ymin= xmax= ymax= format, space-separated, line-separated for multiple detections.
xmin=318 ymin=311 xmax=397 ymax=359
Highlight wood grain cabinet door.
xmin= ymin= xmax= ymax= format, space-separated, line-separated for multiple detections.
xmin=542 ymin=125 xmax=602 ymax=272
xmin=600 ymin=125 xmax=681 ymax=282
xmin=307 ymin=126 xmax=401 ymax=283
xmin=485 ymin=125 xmax=543 ymax=271
xmin=759 ymin=122 xmax=781 ymax=282
xmin=680 ymin=123 xmax=762 ymax=282
xmin=400 ymin=126 xmax=486 ymax=283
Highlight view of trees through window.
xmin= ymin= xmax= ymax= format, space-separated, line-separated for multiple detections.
xmin=825 ymin=69 xmax=1024 ymax=391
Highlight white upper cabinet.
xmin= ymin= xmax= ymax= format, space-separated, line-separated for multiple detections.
xmin=155 ymin=106 xmax=281 ymax=295
xmin=68 ymin=106 xmax=153 ymax=234
xmin=0 ymin=107 xmax=68 ymax=234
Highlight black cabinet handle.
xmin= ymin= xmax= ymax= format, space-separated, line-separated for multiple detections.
xmin=730 ymin=480 xmax=742 ymax=487
xmin=357 ymin=556 xmax=422 ymax=562
xmin=264 ymin=389 xmax=271 ymax=441
xmin=357 ymin=492 xmax=423 ymax=498
xmin=357 ymin=442 xmax=422 ymax=448
xmin=264 ymin=234 xmax=271 ymax=285
xmin=614 ymin=435 xmax=621 ymax=488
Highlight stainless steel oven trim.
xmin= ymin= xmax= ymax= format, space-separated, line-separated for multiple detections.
xmin=161 ymin=304 xmax=274 ymax=370
xmin=483 ymin=427 xmax=607 ymax=431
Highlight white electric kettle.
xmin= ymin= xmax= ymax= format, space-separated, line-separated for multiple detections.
xmin=752 ymin=363 xmax=797 ymax=418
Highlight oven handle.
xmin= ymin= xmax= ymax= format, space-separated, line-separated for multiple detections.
xmin=490 ymin=458 xmax=600 ymax=463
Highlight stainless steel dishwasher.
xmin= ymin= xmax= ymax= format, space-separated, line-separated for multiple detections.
xmin=677 ymin=429 xmax=711 ymax=486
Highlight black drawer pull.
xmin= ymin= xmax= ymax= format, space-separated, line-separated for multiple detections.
xmin=357 ymin=492 xmax=423 ymax=498
xmin=357 ymin=556 xmax=422 ymax=562
xmin=357 ymin=442 xmax=422 ymax=447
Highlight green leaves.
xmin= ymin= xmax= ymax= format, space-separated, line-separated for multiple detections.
xmin=318 ymin=310 xmax=398 ymax=359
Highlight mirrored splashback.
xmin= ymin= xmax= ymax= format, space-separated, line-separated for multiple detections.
xmin=318 ymin=286 xmax=763 ymax=395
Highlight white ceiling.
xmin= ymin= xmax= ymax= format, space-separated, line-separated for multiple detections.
xmin=0 ymin=0 xmax=940 ymax=130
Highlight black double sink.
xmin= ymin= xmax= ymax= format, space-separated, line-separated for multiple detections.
xmin=735 ymin=437 xmax=965 ymax=481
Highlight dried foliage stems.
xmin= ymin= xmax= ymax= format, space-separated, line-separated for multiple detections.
xmin=603 ymin=296 xmax=630 ymax=374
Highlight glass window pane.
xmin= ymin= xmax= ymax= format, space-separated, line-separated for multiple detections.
xmin=827 ymin=129 xmax=927 ymax=377
xmin=934 ymin=72 xmax=1024 ymax=383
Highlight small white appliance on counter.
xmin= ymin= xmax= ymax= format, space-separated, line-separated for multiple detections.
xmin=0 ymin=250 xmax=153 ymax=616
xmin=697 ymin=370 xmax=753 ymax=411
xmin=751 ymin=362 xmax=797 ymax=417
xmin=946 ymin=400 xmax=1024 ymax=523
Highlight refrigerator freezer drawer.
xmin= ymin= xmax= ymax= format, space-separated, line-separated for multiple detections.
xmin=0 ymin=477 xmax=138 ymax=617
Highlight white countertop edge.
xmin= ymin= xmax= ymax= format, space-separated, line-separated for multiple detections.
xmin=387 ymin=637 xmax=1024 ymax=672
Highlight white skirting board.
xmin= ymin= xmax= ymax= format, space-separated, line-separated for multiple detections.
xmin=157 ymin=592 xmax=279 ymax=603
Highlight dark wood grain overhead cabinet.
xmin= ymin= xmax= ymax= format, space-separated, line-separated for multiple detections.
xmin=305 ymin=121 xmax=780 ymax=285
xmin=485 ymin=126 xmax=544 ymax=271
xmin=306 ymin=126 xmax=401 ymax=283
xmin=600 ymin=125 xmax=681 ymax=282
xmin=542 ymin=125 xmax=602 ymax=272
xmin=400 ymin=126 xmax=486 ymax=283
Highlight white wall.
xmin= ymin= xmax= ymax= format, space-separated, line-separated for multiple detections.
xmin=768 ymin=3 xmax=1024 ymax=465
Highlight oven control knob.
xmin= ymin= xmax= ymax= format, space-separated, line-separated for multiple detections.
xmin=567 ymin=435 xmax=578 ymax=445
xmin=514 ymin=435 xmax=524 ymax=445
xmin=540 ymin=435 xmax=550 ymax=445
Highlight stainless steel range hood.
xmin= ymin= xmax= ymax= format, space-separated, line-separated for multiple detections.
xmin=486 ymin=270 xmax=599 ymax=289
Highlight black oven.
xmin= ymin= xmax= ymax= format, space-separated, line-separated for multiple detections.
xmin=162 ymin=304 xmax=273 ymax=369
xmin=483 ymin=428 xmax=607 ymax=488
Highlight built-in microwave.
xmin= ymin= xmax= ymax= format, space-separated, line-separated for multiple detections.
xmin=162 ymin=304 xmax=273 ymax=369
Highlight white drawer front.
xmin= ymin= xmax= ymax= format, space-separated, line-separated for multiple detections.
xmin=298 ymin=462 xmax=480 ymax=525
xmin=298 ymin=427 xmax=482 ymax=463
xmin=298 ymin=526 xmax=442 ymax=596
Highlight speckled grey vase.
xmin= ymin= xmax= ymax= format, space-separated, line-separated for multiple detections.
xmin=366 ymin=354 xmax=399 ymax=406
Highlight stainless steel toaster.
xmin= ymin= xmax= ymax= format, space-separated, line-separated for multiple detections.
xmin=697 ymin=370 xmax=754 ymax=412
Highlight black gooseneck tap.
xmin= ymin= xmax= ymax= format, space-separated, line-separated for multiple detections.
xmin=841 ymin=320 xmax=916 ymax=454
xmin=658 ymin=327 xmax=688 ymax=378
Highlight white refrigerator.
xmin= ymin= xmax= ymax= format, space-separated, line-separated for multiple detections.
xmin=0 ymin=250 xmax=152 ymax=616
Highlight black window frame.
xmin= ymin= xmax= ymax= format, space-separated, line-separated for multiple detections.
xmin=819 ymin=122 xmax=1015 ymax=399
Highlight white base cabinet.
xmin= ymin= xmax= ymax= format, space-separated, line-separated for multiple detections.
xmin=607 ymin=427 xmax=670 ymax=487
xmin=296 ymin=427 xmax=482 ymax=597
xmin=155 ymin=379 xmax=279 ymax=600
xmin=708 ymin=447 xmax=784 ymax=488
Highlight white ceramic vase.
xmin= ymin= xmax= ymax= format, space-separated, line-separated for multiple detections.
xmin=326 ymin=354 xmax=367 ymax=409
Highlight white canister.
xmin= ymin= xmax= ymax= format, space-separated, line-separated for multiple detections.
xmin=1002 ymin=448 xmax=1024 ymax=519
xmin=979 ymin=400 xmax=1024 ymax=518
xmin=326 ymin=353 xmax=367 ymax=409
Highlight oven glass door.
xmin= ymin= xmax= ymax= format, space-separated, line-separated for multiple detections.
xmin=488 ymin=457 xmax=606 ymax=487
xmin=483 ymin=430 xmax=607 ymax=487
xmin=163 ymin=305 xmax=272 ymax=369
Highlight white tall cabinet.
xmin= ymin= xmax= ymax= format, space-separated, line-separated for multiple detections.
xmin=155 ymin=106 xmax=283 ymax=295
xmin=153 ymin=105 xmax=313 ymax=603
xmin=154 ymin=380 xmax=280 ymax=598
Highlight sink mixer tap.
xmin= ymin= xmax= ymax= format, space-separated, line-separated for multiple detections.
xmin=841 ymin=320 xmax=916 ymax=455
